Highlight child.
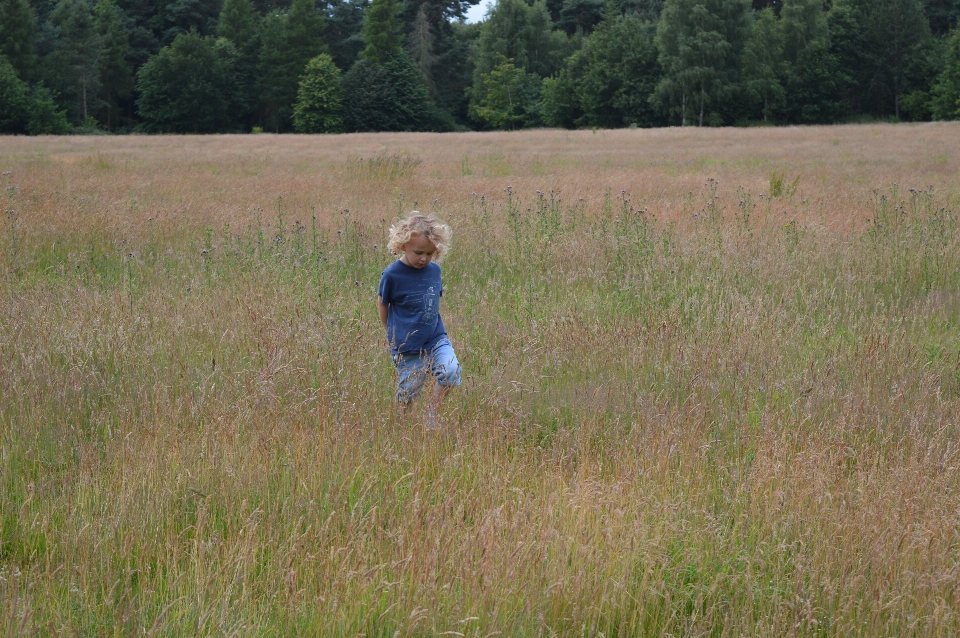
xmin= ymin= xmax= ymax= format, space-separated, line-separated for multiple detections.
xmin=377 ymin=213 xmax=461 ymax=429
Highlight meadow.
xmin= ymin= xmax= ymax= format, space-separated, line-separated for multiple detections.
xmin=2 ymin=124 xmax=960 ymax=636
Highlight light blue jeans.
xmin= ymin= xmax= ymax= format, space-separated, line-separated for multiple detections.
xmin=394 ymin=337 xmax=461 ymax=403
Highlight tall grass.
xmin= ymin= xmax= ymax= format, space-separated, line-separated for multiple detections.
xmin=1 ymin=125 xmax=960 ymax=636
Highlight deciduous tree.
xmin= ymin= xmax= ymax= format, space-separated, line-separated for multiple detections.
xmin=293 ymin=53 xmax=344 ymax=131
xmin=137 ymin=31 xmax=245 ymax=132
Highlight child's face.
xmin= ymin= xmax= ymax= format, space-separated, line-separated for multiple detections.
xmin=400 ymin=233 xmax=437 ymax=269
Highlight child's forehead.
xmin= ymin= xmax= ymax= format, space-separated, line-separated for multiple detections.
xmin=405 ymin=233 xmax=436 ymax=249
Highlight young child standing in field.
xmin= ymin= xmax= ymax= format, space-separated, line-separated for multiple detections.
xmin=377 ymin=213 xmax=461 ymax=430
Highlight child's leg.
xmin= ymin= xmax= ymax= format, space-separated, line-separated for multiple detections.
xmin=394 ymin=351 xmax=427 ymax=423
xmin=426 ymin=338 xmax=462 ymax=426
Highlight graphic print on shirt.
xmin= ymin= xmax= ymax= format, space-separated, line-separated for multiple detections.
xmin=421 ymin=286 xmax=438 ymax=324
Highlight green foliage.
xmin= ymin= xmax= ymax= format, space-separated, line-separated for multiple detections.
xmin=541 ymin=6 xmax=663 ymax=128
xmin=779 ymin=0 xmax=828 ymax=67
xmin=94 ymin=0 xmax=134 ymax=130
xmin=217 ymin=0 xmax=256 ymax=48
xmin=286 ymin=0 xmax=327 ymax=66
xmin=931 ymin=28 xmax=960 ymax=118
xmin=539 ymin=71 xmax=581 ymax=128
xmin=470 ymin=0 xmax=571 ymax=124
xmin=136 ymin=31 xmax=245 ymax=132
xmin=0 ymin=54 xmax=70 ymax=134
xmin=47 ymin=0 xmax=105 ymax=125
xmin=923 ymin=0 xmax=960 ymax=36
xmin=256 ymin=0 xmax=327 ymax=133
xmin=837 ymin=0 xmax=933 ymax=118
xmin=325 ymin=0 xmax=367 ymax=73
xmin=153 ymin=0 xmax=221 ymax=44
xmin=558 ymin=0 xmax=606 ymax=35
xmin=653 ymin=0 xmax=752 ymax=126
xmin=782 ymin=40 xmax=848 ymax=124
xmin=582 ymin=9 xmax=662 ymax=127
xmin=473 ymin=0 xmax=571 ymax=80
xmin=741 ymin=8 xmax=785 ymax=122
xmin=768 ymin=169 xmax=800 ymax=198
xmin=360 ymin=0 xmax=403 ymax=64
xmin=342 ymin=52 xmax=445 ymax=131
xmin=0 ymin=0 xmax=39 ymax=81
xmin=470 ymin=55 xmax=542 ymax=129
xmin=293 ymin=53 xmax=344 ymax=133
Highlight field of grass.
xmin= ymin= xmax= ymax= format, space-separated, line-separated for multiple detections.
xmin=2 ymin=124 xmax=960 ymax=636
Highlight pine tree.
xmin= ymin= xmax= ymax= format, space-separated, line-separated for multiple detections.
xmin=406 ymin=3 xmax=436 ymax=97
xmin=157 ymin=0 xmax=222 ymax=44
xmin=342 ymin=51 xmax=439 ymax=131
xmin=361 ymin=0 xmax=403 ymax=64
xmin=324 ymin=0 xmax=366 ymax=73
xmin=293 ymin=53 xmax=344 ymax=132
xmin=0 ymin=0 xmax=39 ymax=81
xmin=286 ymin=0 xmax=327 ymax=66
xmin=94 ymin=0 xmax=133 ymax=130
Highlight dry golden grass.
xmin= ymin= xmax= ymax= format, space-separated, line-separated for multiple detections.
xmin=1 ymin=124 xmax=960 ymax=636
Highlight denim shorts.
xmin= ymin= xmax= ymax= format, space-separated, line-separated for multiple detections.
xmin=394 ymin=336 xmax=461 ymax=403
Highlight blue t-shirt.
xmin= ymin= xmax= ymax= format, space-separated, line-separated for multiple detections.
xmin=378 ymin=260 xmax=447 ymax=355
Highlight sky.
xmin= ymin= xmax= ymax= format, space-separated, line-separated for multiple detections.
xmin=464 ymin=0 xmax=493 ymax=23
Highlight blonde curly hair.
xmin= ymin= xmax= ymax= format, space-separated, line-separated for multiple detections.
xmin=387 ymin=212 xmax=452 ymax=260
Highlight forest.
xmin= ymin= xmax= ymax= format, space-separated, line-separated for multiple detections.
xmin=2 ymin=0 xmax=960 ymax=134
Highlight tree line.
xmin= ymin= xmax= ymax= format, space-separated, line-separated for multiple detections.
xmin=2 ymin=0 xmax=960 ymax=134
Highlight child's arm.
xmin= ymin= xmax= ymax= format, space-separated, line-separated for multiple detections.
xmin=377 ymin=296 xmax=389 ymax=327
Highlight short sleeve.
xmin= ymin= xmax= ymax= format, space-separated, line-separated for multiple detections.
xmin=378 ymin=270 xmax=393 ymax=303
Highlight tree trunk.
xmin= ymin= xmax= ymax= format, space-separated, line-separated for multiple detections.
xmin=681 ymin=87 xmax=686 ymax=127
xmin=699 ymin=80 xmax=705 ymax=127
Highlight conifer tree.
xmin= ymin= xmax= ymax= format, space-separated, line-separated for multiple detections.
xmin=287 ymin=0 xmax=327 ymax=66
xmin=343 ymin=51 xmax=438 ymax=131
xmin=470 ymin=0 xmax=570 ymax=120
xmin=361 ymin=0 xmax=403 ymax=64
xmin=257 ymin=12 xmax=291 ymax=131
xmin=406 ymin=3 xmax=436 ymax=96
xmin=293 ymin=53 xmax=344 ymax=132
